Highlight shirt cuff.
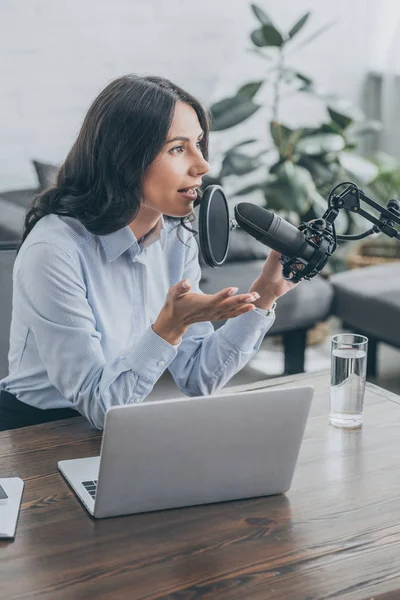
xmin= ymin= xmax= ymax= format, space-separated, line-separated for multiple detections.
xmin=219 ymin=308 xmax=275 ymax=353
xmin=124 ymin=326 xmax=180 ymax=379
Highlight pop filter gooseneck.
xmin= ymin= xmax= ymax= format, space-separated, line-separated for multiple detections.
xmin=198 ymin=185 xmax=231 ymax=267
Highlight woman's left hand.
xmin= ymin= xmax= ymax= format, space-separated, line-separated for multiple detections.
xmin=248 ymin=250 xmax=299 ymax=309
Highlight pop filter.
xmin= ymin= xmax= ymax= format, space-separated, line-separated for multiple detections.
xmin=198 ymin=185 xmax=230 ymax=267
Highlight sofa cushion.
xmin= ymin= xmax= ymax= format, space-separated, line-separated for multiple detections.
xmin=32 ymin=160 xmax=59 ymax=190
xmin=225 ymin=227 xmax=270 ymax=262
xmin=330 ymin=263 xmax=400 ymax=348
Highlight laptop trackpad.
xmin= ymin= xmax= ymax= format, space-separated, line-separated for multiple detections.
xmin=58 ymin=456 xmax=100 ymax=486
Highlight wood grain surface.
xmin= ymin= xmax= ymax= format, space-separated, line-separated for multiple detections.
xmin=1 ymin=371 xmax=400 ymax=600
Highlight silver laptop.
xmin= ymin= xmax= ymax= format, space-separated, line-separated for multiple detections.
xmin=58 ymin=385 xmax=313 ymax=519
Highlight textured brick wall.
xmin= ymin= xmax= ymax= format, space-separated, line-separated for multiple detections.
xmin=1 ymin=0 xmax=373 ymax=190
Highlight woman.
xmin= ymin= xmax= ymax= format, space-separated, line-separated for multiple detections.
xmin=0 ymin=74 xmax=296 ymax=431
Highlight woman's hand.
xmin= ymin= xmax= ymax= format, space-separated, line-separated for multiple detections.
xmin=248 ymin=250 xmax=299 ymax=309
xmin=152 ymin=281 xmax=260 ymax=345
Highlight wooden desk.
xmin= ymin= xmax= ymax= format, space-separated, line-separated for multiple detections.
xmin=1 ymin=371 xmax=400 ymax=600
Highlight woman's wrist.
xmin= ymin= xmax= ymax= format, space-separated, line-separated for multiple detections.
xmin=253 ymin=296 xmax=278 ymax=310
xmin=248 ymin=277 xmax=278 ymax=310
xmin=152 ymin=315 xmax=187 ymax=346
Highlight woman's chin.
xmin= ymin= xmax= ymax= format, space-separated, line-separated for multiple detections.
xmin=166 ymin=203 xmax=194 ymax=218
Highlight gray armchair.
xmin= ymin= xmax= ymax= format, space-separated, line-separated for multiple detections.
xmin=0 ymin=243 xmax=18 ymax=378
xmin=330 ymin=262 xmax=400 ymax=376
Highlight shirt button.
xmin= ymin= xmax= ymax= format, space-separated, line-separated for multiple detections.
xmin=134 ymin=398 xmax=143 ymax=404
xmin=157 ymin=360 xmax=166 ymax=367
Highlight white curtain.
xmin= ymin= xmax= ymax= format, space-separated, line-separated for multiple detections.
xmin=371 ymin=1 xmax=400 ymax=156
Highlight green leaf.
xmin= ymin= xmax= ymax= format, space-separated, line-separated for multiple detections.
xmin=251 ymin=29 xmax=268 ymax=47
xmin=319 ymin=122 xmax=344 ymax=135
xmin=339 ymin=152 xmax=379 ymax=184
xmin=251 ymin=3 xmax=274 ymax=26
xmin=297 ymin=127 xmax=320 ymax=138
xmin=237 ymin=81 xmax=264 ymax=100
xmin=264 ymin=161 xmax=320 ymax=213
xmin=297 ymin=154 xmax=341 ymax=187
xmin=221 ymin=151 xmax=263 ymax=177
xmin=347 ymin=120 xmax=382 ymax=137
xmin=295 ymin=72 xmax=313 ymax=85
xmin=288 ymin=12 xmax=311 ymax=39
xmin=270 ymin=122 xmax=294 ymax=157
xmin=232 ymin=138 xmax=258 ymax=148
xmin=292 ymin=20 xmax=336 ymax=50
xmin=234 ymin=182 xmax=265 ymax=196
xmin=295 ymin=133 xmax=345 ymax=156
xmin=201 ymin=174 xmax=222 ymax=188
xmin=261 ymin=24 xmax=285 ymax=46
xmin=210 ymin=96 xmax=261 ymax=131
xmin=328 ymin=109 xmax=352 ymax=130
xmin=294 ymin=72 xmax=314 ymax=91
xmin=251 ymin=24 xmax=284 ymax=47
xmin=327 ymin=98 xmax=365 ymax=129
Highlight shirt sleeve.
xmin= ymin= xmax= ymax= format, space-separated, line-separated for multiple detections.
xmin=168 ymin=235 xmax=275 ymax=396
xmin=17 ymin=242 xmax=181 ymax=429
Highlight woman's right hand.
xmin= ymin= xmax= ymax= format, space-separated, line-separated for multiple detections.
xmin=152 ymin=279 xmax=260 ymax=345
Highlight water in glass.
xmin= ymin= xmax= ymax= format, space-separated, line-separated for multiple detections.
xmin=330 ymin=347 xmax=367 ymax=428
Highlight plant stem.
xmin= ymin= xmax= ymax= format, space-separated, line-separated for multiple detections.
xmin=272 ymin=47 xmax=284 ymax=123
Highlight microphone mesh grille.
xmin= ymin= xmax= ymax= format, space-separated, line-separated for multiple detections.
xmin=235 ymin=203 xmax=274 ymax=231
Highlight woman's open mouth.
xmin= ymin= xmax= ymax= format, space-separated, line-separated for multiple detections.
xmin=178 ymin=187 xmax=198 ymax=200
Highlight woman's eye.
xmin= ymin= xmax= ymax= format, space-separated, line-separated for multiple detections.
xmin=170 ymin=145 xmax=184 ymax=155
xmin=169 ymin=141 xmax=203 ymax=155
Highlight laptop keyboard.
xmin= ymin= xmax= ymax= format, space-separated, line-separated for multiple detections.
xmin=82 ymin=480 xmax=98 ymax=499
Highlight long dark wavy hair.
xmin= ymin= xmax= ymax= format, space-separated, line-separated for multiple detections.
xmin=21 ymin=74 xmax=210 ymax=244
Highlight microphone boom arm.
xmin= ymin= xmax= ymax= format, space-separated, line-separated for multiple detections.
xmin=323 ymin=183 xmax=400 ymax=242
xmin=278 ymin=182 xmax=400 ymax=283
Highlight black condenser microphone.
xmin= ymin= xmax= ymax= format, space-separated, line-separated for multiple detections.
xmin=234 ymin=202 xmax=334 ymax=282
xmin=234 ymin=203 xmax=314 ymax=261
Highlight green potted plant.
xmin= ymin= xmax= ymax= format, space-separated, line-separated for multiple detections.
xmin=206 ymin=3 xmax=382 ymax=237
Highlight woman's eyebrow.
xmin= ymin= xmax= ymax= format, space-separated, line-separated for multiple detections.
xmin=166 ymin=132 xmax=204 ymax=144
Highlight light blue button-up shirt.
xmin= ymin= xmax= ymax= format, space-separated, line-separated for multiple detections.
xmin=0 ymin=214 xmax=274 ymax=429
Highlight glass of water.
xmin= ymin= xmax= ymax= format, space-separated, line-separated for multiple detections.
xmin=330 ymin=334 xmax=368 ymax=429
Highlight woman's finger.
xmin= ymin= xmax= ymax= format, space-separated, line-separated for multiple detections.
xmin=172 ymin=279 xmax=192 ymax=299
xmin=213 ymin=286 xmax=239 ymax=299
xmin=221 ymin=292 xmax=260 ymax=308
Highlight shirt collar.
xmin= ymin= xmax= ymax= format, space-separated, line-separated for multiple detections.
xmin=141 ymin=216 xmax=166 ymax=249
xmin=98 ymin=216 xmax=168 ymax=263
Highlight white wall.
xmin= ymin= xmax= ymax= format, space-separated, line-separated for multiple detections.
xmin=0 ymin=0 xmax=380 ymax=190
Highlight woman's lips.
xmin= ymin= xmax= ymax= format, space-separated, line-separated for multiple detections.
xmin=178 ymin=188 xmax=197 ymax=200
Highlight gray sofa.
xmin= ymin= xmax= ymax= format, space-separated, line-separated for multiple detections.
xmin=330 ymin=262 xmax=400 ymax=376
xmin=0 ymin=242 xmax=19 ymax=378
xmin=0 ymin=188 xmax=37 ymax=242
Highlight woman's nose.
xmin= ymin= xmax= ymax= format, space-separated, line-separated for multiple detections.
xmin=190 ymin=155 xmax=210 ymax=177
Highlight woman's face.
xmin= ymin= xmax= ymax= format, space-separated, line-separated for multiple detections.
xmin=141 ymin=101 xmax=210 ymax=219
